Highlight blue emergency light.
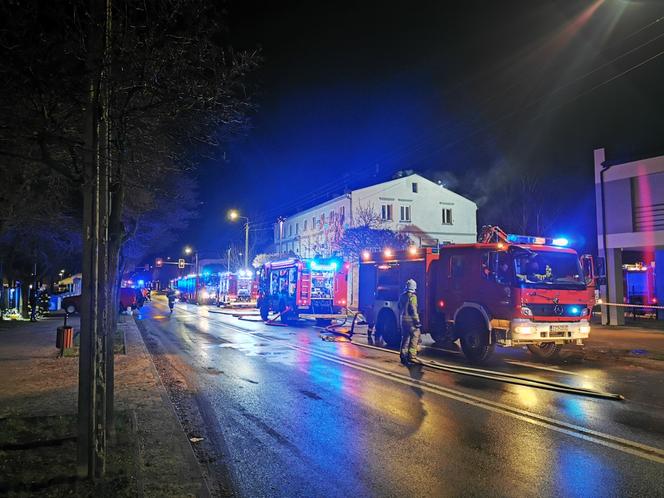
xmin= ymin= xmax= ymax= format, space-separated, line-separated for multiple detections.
xmin=507 ymin=234 xmax=570 ymax=247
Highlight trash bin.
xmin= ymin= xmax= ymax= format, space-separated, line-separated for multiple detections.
xmin=56 ymin=326 xmax=74 ymax=349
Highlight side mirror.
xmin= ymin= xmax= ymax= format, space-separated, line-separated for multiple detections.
xmin=580 ymin=254 xmax=595 ymax=285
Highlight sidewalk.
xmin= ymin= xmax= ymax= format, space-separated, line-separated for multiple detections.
xmin=0 ymin=314 xmax=208 ymax=496
xmin=584 ymin=323 xmax=664 ymax=362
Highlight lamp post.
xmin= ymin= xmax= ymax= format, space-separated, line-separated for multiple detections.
xmin=228 ymin=210 xmax=250 ymax=269
xmin=184 ymin=246 xmax=198 ymax=274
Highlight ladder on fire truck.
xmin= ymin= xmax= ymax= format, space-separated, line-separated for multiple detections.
xmin=478 ymin=225 xmax=509 ymax=244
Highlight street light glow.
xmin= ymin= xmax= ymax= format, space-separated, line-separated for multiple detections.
xmin=228 ymin=209 xmax=239 ymax=221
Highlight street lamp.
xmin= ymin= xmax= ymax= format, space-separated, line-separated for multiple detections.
xmin=228 ymin=209 xmax=250 ymax=269
xmin=183 ymin=246 xmax=198 ymax=274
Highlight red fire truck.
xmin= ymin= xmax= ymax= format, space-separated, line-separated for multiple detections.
xmin=623 ymin=262 xmax=657 ymax=312
xmin=256 ymin=256 xmax=349 ymax=324
xmin=359 ymin=226 xmax=595 ymax=362
xmin=219 ymin=270 xmax=258 ymax=304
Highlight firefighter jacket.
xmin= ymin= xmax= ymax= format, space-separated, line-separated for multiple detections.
xmin=398 ymin=291 xmax=421 ymax=328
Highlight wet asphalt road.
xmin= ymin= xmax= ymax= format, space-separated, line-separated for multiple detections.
xmin=138 ymin=297 xmax=664 ymax=498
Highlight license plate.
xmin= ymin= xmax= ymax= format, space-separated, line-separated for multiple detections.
xmin=550 ymin=325 xmax=568 ymax=336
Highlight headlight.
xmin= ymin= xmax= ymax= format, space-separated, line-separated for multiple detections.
xmin=580 ymin=325 xmax=591 ymax=335
xmin=521 ymin=306 xmax=533 ymax=316
xmin=514 ymin=325 xmax=535 ymax=335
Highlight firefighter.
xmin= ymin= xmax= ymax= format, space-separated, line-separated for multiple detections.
xmin=399 ymin=278 xmax=421 ymax=365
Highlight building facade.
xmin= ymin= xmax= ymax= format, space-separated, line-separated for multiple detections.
xmin=594 ymin=148 xmax=664 ymax=324
xmin=274 ymin=173 xmax=478 ymax=258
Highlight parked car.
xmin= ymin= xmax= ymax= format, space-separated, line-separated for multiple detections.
xmin=61 ymin=287 xmax=138 ymax=314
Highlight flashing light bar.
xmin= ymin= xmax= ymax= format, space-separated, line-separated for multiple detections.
xmin=506 ymin=234 xmax=570 ymax=247
xmin=310 ymin=261 xmax=337 ymax=271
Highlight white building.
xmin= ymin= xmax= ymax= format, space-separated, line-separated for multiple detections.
xmin=594 ymin=148 xmax=664 ymax=324
xmin=274 ymin=173 xmax=477 ymax=257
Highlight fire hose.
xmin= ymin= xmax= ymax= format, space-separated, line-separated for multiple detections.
xmin=317 ymin=311 xmax=624 ymax=400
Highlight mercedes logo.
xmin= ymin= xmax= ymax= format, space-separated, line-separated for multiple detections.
xmin=553 ymin=304 xmax=564 ymax=315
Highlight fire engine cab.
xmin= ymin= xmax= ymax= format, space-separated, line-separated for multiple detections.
xmin=359 ymin=226 xmax=595 ymax=362
xmin=256 ymin=256 xmax=348 ymax=324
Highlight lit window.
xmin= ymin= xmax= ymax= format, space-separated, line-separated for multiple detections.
xmin=442 ymin=208 xmax=453 ymax=225
xmin=400 ymin=205 xmax=411 ymax=222
xmin=381 ymin=204 xmax=393 ymax=221
xmin=412 ymin=182 xmax=418 ymax=193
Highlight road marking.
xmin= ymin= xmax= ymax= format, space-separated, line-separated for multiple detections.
xmin=162 ymin=306 xmax=664 ymax=464
xmin=504 ymin=360 xmax=583 ymax=377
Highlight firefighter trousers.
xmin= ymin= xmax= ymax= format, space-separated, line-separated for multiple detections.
xmin=400 ymin=322 xmax=421 ymax=358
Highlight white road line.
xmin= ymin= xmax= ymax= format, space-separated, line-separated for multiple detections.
xmin=504 ymin=360 xmax=583 ymax=377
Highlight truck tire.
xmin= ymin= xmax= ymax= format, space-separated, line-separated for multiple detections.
xmin=376 ymin=310 xmax=400 ymax=348
xmin=527 ymin=343 xmax=562 ymax=361
xmin=259 ymin=300 xmax=269 ymax=321
xmin=458 ymin=314 xmax=494 ymax=363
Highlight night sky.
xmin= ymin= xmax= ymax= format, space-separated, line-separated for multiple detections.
xmin=178 ymin=0 xmax=664 ymax=258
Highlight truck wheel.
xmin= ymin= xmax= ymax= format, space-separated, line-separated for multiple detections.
xmin=259 ymin=301 xmax=269 ymax=321
xmin=376 ymin=311 xmax=400 ymax=348
xmin=459 ymin=316 xmax=494 ymax=363
xmin=527 ymin=343 xmax=562 ymax=361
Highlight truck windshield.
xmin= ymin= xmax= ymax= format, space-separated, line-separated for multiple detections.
xmin=512 ymin=249 xmax=585 ymax=289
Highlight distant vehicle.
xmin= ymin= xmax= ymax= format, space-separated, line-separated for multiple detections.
xmin=623 ymin=262 xmax=657 ymax=313
xmin=174 ymin=271 xmax=220 ymax=305
xmin=219 ymin=270 xmax=258 ymax=304
xmin=61 ymin=287 xmax=139 ymax=314
xmin=256 ymin=256 xmax=349 ymax=324
xmin=359 ymin=226 xmax=596 ymax=362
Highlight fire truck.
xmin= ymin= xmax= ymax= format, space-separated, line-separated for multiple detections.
xmin=218 ymin=270 xmax=258 ymax=304
xmin=359 ymin=226 xmax=595 ymax=362
xmin=256 ymin=256 xmax=349 ymax=324
xmin=623 ymin=262 xmax=657 ymax=312
xmin=174 ymin=272 xmax=220 ymax=305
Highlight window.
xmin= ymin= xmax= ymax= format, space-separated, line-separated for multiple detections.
xmin=312 ymin=216 xmax=316 ymax=229
xmin=381 ymin=204 xmax=393 ymax=221
xmin=320 ymin=213 xmax=325 ymax=226
xmin=296 ymin=223 xmax=299 ymax=235
xmin=330 ymin=210 xmax=334 ymax=222
xmin=304 ymin=220 xmax=308 ymax=231
xmin=339 ymin=206 xmax=345 ymax=218
xmin=400 ymin=205 xmax=411 ymax=222
xmin=450 ymin=255 xmax=466 ymax=278
xmin=289 ymin=224 xmax=293 ymax=237
xmin=412 ymin=182 xmax=418 ymax=193
xmin=482 ymin=251 xmax=512 ymax=284
xmin=442 ymin=208 xmax=453 ymax=225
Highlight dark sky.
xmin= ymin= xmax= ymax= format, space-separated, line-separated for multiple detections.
xmin=177 ymin=0 xmax=664 ymax=258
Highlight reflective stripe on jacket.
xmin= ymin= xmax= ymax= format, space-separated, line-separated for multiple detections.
xmin=398 ymin=291 xmax=420 ymax=327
